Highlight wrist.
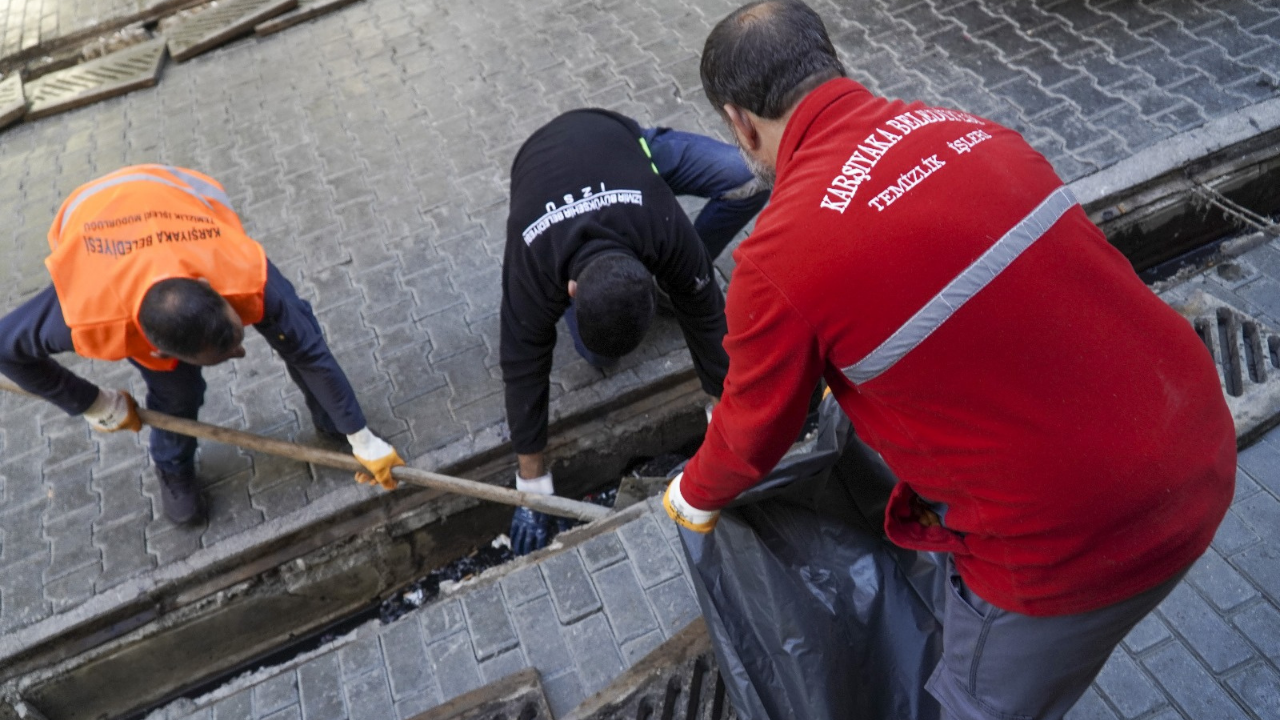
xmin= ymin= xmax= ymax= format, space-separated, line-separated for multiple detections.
xmin=516 ymin=452 xmax=547 ymax=480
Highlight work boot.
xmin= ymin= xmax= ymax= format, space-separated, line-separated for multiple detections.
xmin=157 ymin=469 xmax=205 ymax=525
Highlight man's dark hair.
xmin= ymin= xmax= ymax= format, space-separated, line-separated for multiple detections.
xmin=574 ymin=253 xmax=655 ymax=359
xmin=139 ymin=278 xmax=239 ymax=358
xmin=701 ymin=0 xmax=846 ymax=119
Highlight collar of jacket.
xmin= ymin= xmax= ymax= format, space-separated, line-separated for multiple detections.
xmin=776 ymin=77 xmax=877 ymax=177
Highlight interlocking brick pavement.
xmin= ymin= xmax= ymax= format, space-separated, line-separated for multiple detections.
xmin=0 ymin=0 xmax=1279 ymax=716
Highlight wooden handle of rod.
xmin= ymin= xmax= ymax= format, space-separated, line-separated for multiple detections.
xmin=0 ymin=379 xmax=610 ymax=523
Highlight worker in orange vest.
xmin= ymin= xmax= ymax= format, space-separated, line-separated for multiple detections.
xmin=0 ymin=165 xmax=404 ymax=524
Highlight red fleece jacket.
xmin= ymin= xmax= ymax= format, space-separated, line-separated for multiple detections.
xmin=681 ymin=79 xmax=1236 ymax=616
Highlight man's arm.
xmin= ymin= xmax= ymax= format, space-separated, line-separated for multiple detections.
xmin=500 ymin=262 xmax=562 ymax=478
xmin=650 ymin=220 xmax=729 ymax=398
xmin=0 ymin=285 xmax=101 ymax=414
xmin=254 ymin=262 xmax=366 ymax=434
xmin=678 ymin=257 xmax=824 ymax=510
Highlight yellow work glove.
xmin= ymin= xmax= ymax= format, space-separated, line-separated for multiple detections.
xmin=662 ymin=471 xmax=719 ymax=533
xmin=83 ymin=388 xmax=143 ymax=433
xmin=348 ymin=427 xmax=404 ymax=491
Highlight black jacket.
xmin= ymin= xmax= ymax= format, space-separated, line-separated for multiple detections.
xmin=501 ymin=109 xmax=728 ymax=454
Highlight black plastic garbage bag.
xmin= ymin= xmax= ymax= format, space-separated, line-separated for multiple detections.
xmin=678 ymin=398 xmax=948 ymax=720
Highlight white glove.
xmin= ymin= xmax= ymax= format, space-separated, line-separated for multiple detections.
xmin=83 ymin=389 xmax=142 ymax=432
xmin=347 ymin=427 xmax=404 ymax=490
xmin=662 ymin=472 xmax=719 ymax=533
xmin=348 ymin=427 xmax=393 ymax=459
xmin=516 ymin=471 xmax=555 ymax=496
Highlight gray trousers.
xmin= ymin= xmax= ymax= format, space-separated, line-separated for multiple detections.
xmin=926 ymin=558 xmax=1189 ymax=720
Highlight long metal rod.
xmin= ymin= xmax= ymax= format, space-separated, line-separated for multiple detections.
xmin=0 ymin=378 xmax=610 ymax=522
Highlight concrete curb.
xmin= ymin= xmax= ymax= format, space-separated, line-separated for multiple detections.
xmin=1069 ymin=96 xmax=1280 ymax=210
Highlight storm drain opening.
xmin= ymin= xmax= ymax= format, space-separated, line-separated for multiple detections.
xmin=1218 ymin=307 xmax=1244 ymax=397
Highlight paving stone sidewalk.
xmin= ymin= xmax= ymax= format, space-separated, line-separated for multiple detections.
xmin=0 ymin=0 xmax=1279 ymax=714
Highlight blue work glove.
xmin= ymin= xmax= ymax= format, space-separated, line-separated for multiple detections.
xmin=509 ymin=471 xmax=576 ymax=556
xmin=510 ymin=506 xmax=558 ymax=556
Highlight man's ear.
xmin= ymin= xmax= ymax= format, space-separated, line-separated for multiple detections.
xmin=723 ymin=104 xmax=761 ymax=152
xmin=567 ymin=279 xmax=577 ymax=298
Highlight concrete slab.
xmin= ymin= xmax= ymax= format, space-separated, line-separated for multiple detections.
xmin=1070 ymin=96 xmax=1280 ymax=210
xmin=0 ymin=74 xmax=24 ymax=130
xmin=23 ymin=38 xmax=166 ymax=121
xmin=165 ymin=0 xmax=297 ymax=62
xmin=254 ymin=0 xmax=361 ymax=38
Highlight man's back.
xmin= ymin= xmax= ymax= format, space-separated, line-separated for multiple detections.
xmin=501 ymin=109 xmax=728 ymax=456
xmin=690 ymin=78 xmax=1236 ymax=615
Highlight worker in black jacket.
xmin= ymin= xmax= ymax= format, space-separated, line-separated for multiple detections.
xmin=502 ymin=109 xmax=756 ymax=554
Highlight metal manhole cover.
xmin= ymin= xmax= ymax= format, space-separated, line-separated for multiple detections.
xmin=166 ymin=0 xmax=298 ymax=62
xmin=1167 ymin=287 xmax=1280 ymax=444
xmin=0 ymin=74 xmax=24 ymax=130
xmin=255 ymin=0 xmax=361 ymax=37
xmin=24 ymin=39 xmax=167 ymax=121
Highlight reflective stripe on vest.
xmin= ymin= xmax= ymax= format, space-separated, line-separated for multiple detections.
xmin=60 ymin=165 xmax=231 ymax=228
xmin=841 ymin=186 xmax=1078 ymax=385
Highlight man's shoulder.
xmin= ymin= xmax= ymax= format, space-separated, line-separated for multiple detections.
xmin=519 ymin=109 xmax=639 ymax=155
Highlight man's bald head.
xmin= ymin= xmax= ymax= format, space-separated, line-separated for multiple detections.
xmin=701 ymin=0 xmax=846 ymax=120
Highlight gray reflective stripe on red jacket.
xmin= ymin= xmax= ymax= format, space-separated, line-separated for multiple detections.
xmin=60 ymin=165 xmax=231 ymax=230
xmin=841 ymin=186 xmax=1078 ymax=385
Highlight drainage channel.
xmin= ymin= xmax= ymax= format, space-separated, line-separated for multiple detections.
xmin=5 ymin=138 xmax=1280 ymax=720
xmin=0 ymin=377 xmax=712 ymax=720
xmin=125 ymin=484 xmax=632 ymax=720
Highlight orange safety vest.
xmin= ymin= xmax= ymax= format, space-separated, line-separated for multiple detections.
xmin=45 ymin=165 xmax=267 ymax=371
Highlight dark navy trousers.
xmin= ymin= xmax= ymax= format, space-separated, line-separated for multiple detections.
xmin=640 ymin=125 xmax=770 ymax=261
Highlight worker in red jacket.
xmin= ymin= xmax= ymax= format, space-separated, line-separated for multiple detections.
xmin=663 ymin=2 xmax=1236 ymax=718
xmin=0 ymin=165 xmax=404 ymax=524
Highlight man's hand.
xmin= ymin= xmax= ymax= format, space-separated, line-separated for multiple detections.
xmin=912 ymin=494 xmax=942 ymax=528
xmin=83 ymin=389 xmax=142 ymax=433
xmin=348 ymin=427 xmax=404 ymax=490
xmin=510 ymin=470 xmax=572 ymax=555
xmin=662 ymin=472 xmax=719 ymax=533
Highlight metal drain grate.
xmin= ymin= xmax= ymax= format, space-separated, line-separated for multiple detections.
xmin=1170 ymin=288 xmax=1280 ymax=444
xmin=565 ymin=620 xmax=738 ymax=720
xmin=166 ymin=0 xmax=297 ymax=61
xmin=255 ymin=0 xmax=362 ymax=37
xmin=0 ymin=74 xmax=24 ymax=129
xmin=586 ymin=654 xmax=738 ymax=720
xmin=24 ymin=39 xmax=167 ymax=121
